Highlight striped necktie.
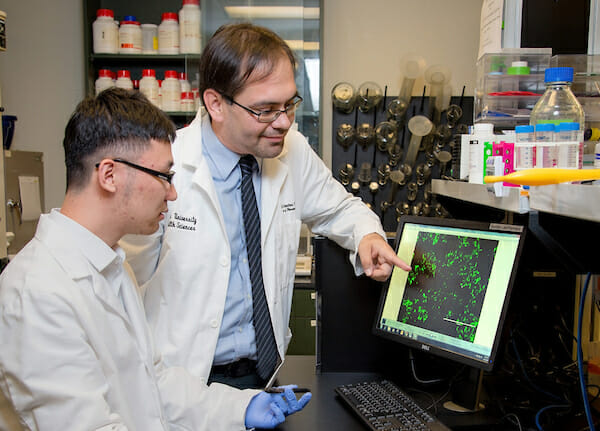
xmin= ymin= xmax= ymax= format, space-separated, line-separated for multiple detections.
xmin=239 ymin=155 xmax=278 ymax=380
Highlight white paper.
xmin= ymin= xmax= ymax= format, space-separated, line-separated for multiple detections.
xmin=18 ymin=176 xmax=42 ymax=221
xmin=478 ymin=0 xmax=504 ymax=60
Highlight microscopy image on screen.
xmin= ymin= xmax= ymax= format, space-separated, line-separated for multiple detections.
xmin=396 ymin=231 xmax=498 ymax=343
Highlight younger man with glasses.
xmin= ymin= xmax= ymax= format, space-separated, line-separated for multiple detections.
xmin=0 ymin=88 xmax=309 ymax=430
xmin=122 ymin=23 xmax=410 ymax=390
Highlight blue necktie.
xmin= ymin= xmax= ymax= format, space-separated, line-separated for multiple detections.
xmin=239 ymin=155 xmax=278 ymax=380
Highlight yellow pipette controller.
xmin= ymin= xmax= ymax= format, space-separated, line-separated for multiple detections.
xmin=484 ymin=168 xmax=600 ymax=186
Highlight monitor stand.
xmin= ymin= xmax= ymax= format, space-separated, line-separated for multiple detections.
xmin=443 ymin=367 xmax=485 ymax=412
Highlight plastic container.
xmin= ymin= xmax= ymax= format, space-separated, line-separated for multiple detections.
xmin=141 ymin=23 xmax=158 ymax=54
xmin=530 ymin=67 xmax=584 ymax=169
xmin=514 ymin=124 xmax=535 ymax=170
xmin=139 ymin=69 xmax=160 ymax=107
xmin=555 ymin=122 xmax=583 ymax=169
xmin=2 ymin=115 xmax=17 ymax=149
xmin=181 ymin=91 xmax=195 ymax=111
xmin=535 ymin=123 xmax=556 ymax=168
xmin=118 ymin=16 xmax=142 ymax=54
xmin=179 ymin=72 xmax=191 ymax=93
xmin=179 ymin=0 xmax=201 ymax=54
xmin=158 ymin=12 xmax=179 ymax=54
xmin=468 ymin=123 xmax=495 ymax=184
xmin=95 ymin=69 xmax=115 ymax=95
xmin=92 ymin=9 xmax=119 ymax=54
xmin=162 ymin=70 xmax=181 ymax=111
xmin=115 ymin=70 xmax=134 ymax=90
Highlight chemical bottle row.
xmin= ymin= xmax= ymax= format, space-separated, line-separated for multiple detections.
xmin=92 ymin=0 xmax=201 ymax=55
xmin=95 ymin=69 xmax=199 ymax=112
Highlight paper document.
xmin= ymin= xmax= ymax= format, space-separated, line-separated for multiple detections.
xmin=18 ymin=176 xmax=42 ymax=221
xmin=478 ymin=0 xmax=503 ymax=60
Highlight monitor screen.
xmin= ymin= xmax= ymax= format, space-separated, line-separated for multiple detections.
xmin=373 ymin=216 xmax=526 ymax=371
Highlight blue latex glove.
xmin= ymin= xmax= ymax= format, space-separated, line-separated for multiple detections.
xmin=245 ymin=386 xmax=312 ymax=429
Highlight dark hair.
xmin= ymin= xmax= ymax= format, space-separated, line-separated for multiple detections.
xmin=63 ymin=88 xmax=176 ymax=190
xmin=199 ymin=22 xmax=297 ymax=101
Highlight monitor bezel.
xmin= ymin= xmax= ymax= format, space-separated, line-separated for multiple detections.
xmin=372 ymin=215 xmax=526 ymax=372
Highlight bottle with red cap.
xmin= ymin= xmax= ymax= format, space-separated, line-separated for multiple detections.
xmin=179 ymin=0 xmax=201 ymax=54
xmin=181 ymin=91 xmax=195 ymax=112
xmin=162 ymin=70 xmax=182 ymax=111
xmin=158 ymin=12 xmax=180 ymax=54
xmin=95 ymin=69 xmax=115 ymax=95
xmin=92 ymin=9 xmax=118 ymax=54
xmin=115 ymin=70 xmax=134 ymax=90
xmin=179 ymin=72 xmax=191 ymax=93
xmin=140 ymin=69 xmax=160 ymax=107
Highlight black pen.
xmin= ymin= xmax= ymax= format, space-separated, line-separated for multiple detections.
xmin=265 ymin=387 xmax=311 ymax=394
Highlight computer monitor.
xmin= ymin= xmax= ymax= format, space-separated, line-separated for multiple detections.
xmin=373 ymin=215 xmax=526 ymax=410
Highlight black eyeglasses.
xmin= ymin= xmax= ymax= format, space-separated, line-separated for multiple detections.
xmin=223 ymin=94 xmax=303 ymax=123
xmin=95 ymin=158 xmax=175 ymax=184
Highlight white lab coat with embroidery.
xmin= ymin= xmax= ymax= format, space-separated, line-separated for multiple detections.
xmin=0 ymin=210 xmax=258 ymax=431
xmin=121 ymin=111 xmax=386 ymax=381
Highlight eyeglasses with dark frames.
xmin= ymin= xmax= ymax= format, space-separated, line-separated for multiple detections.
xmin=223 ymin=94 xmax=303 ymax=123
xmin=95 ymin=158 xmax=175 ymax=184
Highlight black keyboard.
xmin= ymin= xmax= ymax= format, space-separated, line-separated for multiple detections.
xmin=335 ymin=380 xmax=451 ymax=431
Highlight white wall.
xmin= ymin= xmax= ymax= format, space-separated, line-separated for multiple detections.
xmin=321 ymin=0 xmax=483 ymax=166
xmin=0 ymin=0 xmax=84 ymax=210
xmin=0 ymin=0 xmax=482 ymax=210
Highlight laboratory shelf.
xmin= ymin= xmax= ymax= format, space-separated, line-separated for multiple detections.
xmin=432 ymin=179 xmax=600 ymax=223
xmin=431 ymin=179 xmax=526 ymax=214
xmin=529 ymin=183 xmax=600 ymax=223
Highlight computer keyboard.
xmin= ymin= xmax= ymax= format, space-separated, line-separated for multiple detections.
xmin=335 ymin=380 xmax=451 ymax=431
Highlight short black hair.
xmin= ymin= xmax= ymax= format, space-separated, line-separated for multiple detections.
xmin=63 ymin=88 xmax=176 ymax=190
xmin=199 ymin=22 xmax=297 ymax=101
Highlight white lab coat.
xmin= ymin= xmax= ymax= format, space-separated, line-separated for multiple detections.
xmin=121 ymin=111 xmax=386 ymax=381
xmin=0 ymin=210 xmax=258 ymax=431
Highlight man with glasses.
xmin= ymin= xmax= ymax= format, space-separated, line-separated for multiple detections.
xmin=122 ymin=23 xmax=410 ymax=389
xmin=0 ymin=88 xmax=310 ymax=430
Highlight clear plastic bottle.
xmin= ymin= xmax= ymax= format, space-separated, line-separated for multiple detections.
xmin=139 ymin=69 xmax=160 ymax=107
xmin=158 ymin=12 xmax=180 ymax=54
xmin=95 ymin=69 xmax=115 ymax=95
xmin=162 ymin=70 xmax=181 ymax=111
xmin=179 ymin=0 xmax=201 ymax=54
xmin=514 ymin=124 xmax=535 ymax=170
xmin=119 ymin=15 xmax=142 ymax=54
xmin=92 ymin=9 xmax=119 ymax=54
xmin=530 ymin=67 xmax=584 ymax=169
xmin=468 ymin=123 xmax=495 ymax=184
xmin=115 ymin=70 xmax=134 ymax=90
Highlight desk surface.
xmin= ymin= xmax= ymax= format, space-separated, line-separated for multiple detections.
xmin=274 ymin=356 xmax=512 ymax=431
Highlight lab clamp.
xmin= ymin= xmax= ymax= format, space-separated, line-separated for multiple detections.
xmin=331 ymin=68 xmax=473 ymax=231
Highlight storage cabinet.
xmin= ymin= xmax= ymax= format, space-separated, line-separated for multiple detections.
xmin=287 ymin=288 xmax=316 ymax=355
xmin=83 ymin=0 xmax=200 ymax=126
xmin=474 ymin=50 xmax=551 ymax=128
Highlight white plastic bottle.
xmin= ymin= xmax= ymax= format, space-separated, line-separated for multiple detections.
xmin=139 ymin=69 xmax=160 ymax=107
xmin=179 ymin=72 xmax=192 ymax=93
xmin=158 ymin=12 xmax=180 ymax=54
xmin=92 ymin=9 xmax=118 ymax=54
xmin=179 ymin=0 xmax=201 ymax=54
xmin=162 ymin=70 xmax=181 ymax=111
xmin=514 ymin=125 xmax=535 ymax=170
xmin=119 ymin=15 xmax=142 ymax=54
xmin=115 ymin=70 xmax=134 ymax=90
xmin=95 ymin=69 xmax=115 ymax=95
xmin=468 ymin=123 xmax=495 ymax=184
xmin=555 ymin=122 xmax=583 ymax=169
xmin=181 ymin=91 xmax=195 ymax=112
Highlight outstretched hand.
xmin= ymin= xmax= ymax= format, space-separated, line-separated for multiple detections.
xmin=245 ymin=385 xmax=312 ymax=429
xmin=358 ymin=233 xmax=411 ymax=282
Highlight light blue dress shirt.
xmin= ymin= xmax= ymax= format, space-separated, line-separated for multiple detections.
xmin=201 ymin=115 xmax=262 ymax=365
